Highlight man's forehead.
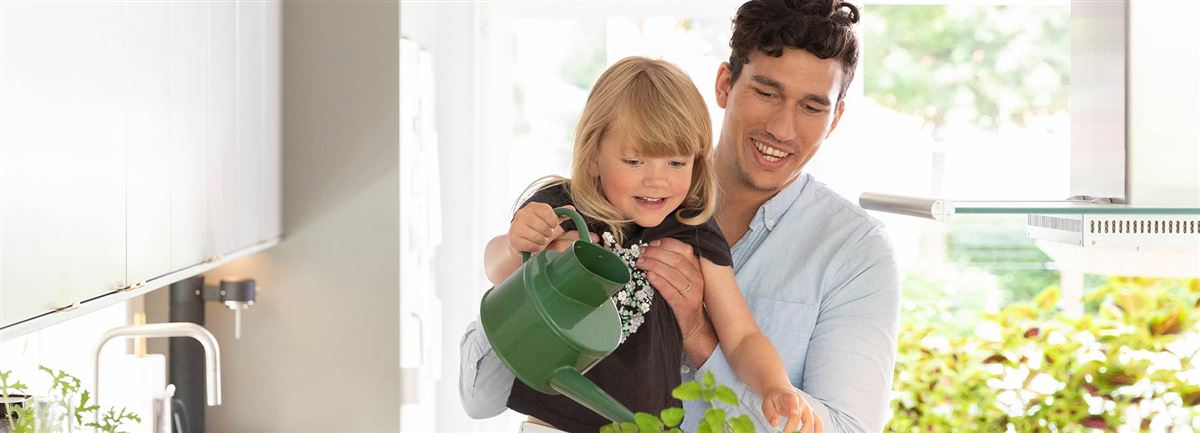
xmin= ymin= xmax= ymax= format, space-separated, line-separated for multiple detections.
xmin=741 ymin=49 xmax=842 ymax=96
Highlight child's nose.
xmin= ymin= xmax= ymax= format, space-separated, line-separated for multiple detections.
xmin=643 ymin=169 xmax=668 ymax=188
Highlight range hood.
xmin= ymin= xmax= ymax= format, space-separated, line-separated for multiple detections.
xmin=862 ymin=0 xmax=1200 ymax=252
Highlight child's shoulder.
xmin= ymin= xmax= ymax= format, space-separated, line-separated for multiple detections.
xmin=519 ymin=179 xmax=572 ymax=209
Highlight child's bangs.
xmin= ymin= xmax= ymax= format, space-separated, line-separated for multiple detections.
xmin=615 ymin=76 xmax=705 ymax=158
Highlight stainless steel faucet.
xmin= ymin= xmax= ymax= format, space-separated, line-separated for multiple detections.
xmin=92 ymin=322 xmax=222 ymax=410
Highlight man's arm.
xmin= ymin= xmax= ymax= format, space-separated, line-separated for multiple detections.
xmin=642 ymin=231 xmax=900 ymax=433
xmin=458 ymin=318 xmax=515 ymax=418
xmin=790 ymin=227 xmax=900 ymax=433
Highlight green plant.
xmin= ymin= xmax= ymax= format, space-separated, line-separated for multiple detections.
xmin=888 ymin=277 xmax=1200 ymax=432
xmin=1 ymin=366 xmax=140 ymax=433
xmin=601 ymin=371 xmax=773 ymax=433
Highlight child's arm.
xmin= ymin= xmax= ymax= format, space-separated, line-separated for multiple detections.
xmin=701 ymin=258 xmax=805 ymax=433
xmin=484 ymin=204 xmax=593 ymax=286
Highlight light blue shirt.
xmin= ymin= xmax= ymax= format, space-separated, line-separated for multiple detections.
xmin=459 ymin=173 xmax=900 ymax=433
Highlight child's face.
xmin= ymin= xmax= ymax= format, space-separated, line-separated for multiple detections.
xmin=590 ymin=125 xmax=694 ymax=228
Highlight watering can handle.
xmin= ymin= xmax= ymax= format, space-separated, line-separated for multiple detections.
xmin=521 ymin=207 xmax=593 ymax=262
xmin=549 ymin=367 xmax=637 ymax=424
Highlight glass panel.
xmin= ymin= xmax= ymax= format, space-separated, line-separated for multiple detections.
xmin=953 ymin=201 xmax=1200 ymax=215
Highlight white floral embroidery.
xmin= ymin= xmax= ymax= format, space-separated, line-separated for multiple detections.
xmin=602 ymin=231 xmax=653 ymax=343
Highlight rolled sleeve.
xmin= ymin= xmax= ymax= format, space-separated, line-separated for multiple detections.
xmin=458 ymin=318 xmax=516 ymax=419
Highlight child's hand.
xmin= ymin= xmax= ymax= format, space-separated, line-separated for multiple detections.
xmin=508 ymin=203 xmax=570 ymax=255
xmin=762 ymin=385 xmax=820 ymax=433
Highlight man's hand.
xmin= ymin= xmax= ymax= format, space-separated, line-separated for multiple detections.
xmin=637 ymin=237 xmax=716 ymax=365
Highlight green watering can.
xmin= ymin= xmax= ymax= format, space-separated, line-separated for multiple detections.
xmin=480 ymin=207 xmax=637 ymax=424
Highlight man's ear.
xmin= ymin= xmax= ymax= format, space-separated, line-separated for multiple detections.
xmin=826 ymin=100 xmax=846 ymax=139
xmin=715 ymin=62 xmax=733 ymax=109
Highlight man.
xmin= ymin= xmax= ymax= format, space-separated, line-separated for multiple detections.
xmin=460 ymin=1 xmax=899 ymax=432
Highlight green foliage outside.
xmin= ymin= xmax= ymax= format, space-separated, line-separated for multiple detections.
xmin=889 ymin=277 xmax=1200 ymax=432
xmin=862 ymin=5 xmax=1070 ymax=132
xmin=1 ymin=366 xmax=140 ymax=433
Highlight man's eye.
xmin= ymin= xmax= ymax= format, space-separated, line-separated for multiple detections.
xmin=754 ymin=88 xmax=775 ymax=99
xmin=623 ymin=159 xmax=642 ymax=167
xmin=803 ymin=105 xmax=824 ymax=114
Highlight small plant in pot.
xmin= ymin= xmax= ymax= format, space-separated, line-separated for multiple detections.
xmin=1 ymin=367 xmax=139 ymax=433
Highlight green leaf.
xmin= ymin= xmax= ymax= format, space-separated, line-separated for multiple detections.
xmin=621 ymin=422 xmax=638 ymax=433
xmin=660 ymin=407 xmax=685 ymax=427
xmin=672 ymin=381 xmax=703 ymax=401
xmin=1034 ymin=286 xmax=1061 ymax=311
xmin=714 ymin=386 xmax=739 ymax=406
xmin=600 ymin=423 xmax=621 ymax=433
xmin=702 ymin=371 xmax=716 ymax=389
xmin=636 ymin=413 xmax=664 ymax=433
xmin=696 ymin=418 xmax=714 ymax=433
xmin=704 ymin=407 xmax=726 ymax=430
xmin=730 ymin=415 xmax=756 ymax=433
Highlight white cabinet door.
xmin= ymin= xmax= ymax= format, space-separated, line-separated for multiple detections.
xmin=0 ymin=2 xmax=126 ymax=327
xmin=127 ymin=3 xmax=172 ymax=284
xmin=236 ymin=0 xmax=267 ymax=249
xmin=169 ymin=2 xmax=211 ymax=270
xmin=264 ymin=0 xmax=283 ymax=240
xmin=208 ymin=1 xmax=239 ymax=256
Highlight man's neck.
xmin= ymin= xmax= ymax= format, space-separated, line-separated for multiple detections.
xmin=714 ymin=171 xmax=782 ymax=247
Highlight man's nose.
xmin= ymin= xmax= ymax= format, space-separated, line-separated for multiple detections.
xmin=765 ymin=106 xmax=798 ymax=144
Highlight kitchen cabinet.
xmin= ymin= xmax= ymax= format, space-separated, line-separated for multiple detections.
xmin=0 ymin=0 xmax=282 ymax=334
xmin=0 ymin=2 xmax=128 ymax=327
xmin=127 ymin=2 xmax=173 ymax=284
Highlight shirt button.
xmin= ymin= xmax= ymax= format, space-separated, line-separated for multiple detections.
xmin=767 ymin=218 xmax=775 ymax=226
xmin=681 ymin=365 xmax=691 ymax=374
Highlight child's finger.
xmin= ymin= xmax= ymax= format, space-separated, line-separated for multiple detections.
xmin=762 ymin=399 xmax=781 ymax=427
xmin=557 ymin=205 xmax=577 ymax=222
xmin=782 ymin=395 xmax=801 ymax=433
xmin=800 ymin=406 xmax=816 ymax=433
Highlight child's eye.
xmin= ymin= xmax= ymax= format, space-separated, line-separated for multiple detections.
xmin=622 ymin=159 xmax=643 ymax=167
xmin=669 ymin=160 xmax=689 ymax=168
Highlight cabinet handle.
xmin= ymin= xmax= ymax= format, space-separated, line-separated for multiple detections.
xmin=54 ymin=301 xmax=81 ymax=313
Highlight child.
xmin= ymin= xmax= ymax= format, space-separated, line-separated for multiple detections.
xmin=483 ymin=56 xmax=803 ymax=433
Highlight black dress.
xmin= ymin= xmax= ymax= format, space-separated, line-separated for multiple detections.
xmin=506 ymin=184 xmax=733 ymax=432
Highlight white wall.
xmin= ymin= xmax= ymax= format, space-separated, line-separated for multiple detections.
xmin=402 ymin=2 xmax=528 ymax=432
xmin=146 ymin=2 xmax=400 ymax=431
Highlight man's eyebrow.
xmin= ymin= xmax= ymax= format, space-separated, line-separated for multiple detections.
xmin=749 ymin=75 xmax=784 ymax=92
xmin=804 ymin=94 xmax=832 ymax=107
xmin=750 ymin=74 xmax=832 ymax=106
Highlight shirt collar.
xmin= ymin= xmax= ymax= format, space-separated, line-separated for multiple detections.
xmin=755 ymin=172 xmax=810 ymax=232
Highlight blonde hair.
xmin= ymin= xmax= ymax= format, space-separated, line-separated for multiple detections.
xmin=522 ymin=56 xmax=715 ymax=244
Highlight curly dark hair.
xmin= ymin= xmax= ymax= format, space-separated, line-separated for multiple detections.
xmin=728 ymin=0 xmax=861 ymax=101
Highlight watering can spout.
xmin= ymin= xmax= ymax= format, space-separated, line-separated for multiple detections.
xmin=549 ymin=367 xmax=636 ymax=423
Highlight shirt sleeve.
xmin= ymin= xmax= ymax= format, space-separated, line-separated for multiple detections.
xmin=458 ymin=318 xmax=516 ymax=419
xmin=691 ymin=217 xmax=733 ymax=267
xmin=686 ymin=225 xmax=900 ymax=433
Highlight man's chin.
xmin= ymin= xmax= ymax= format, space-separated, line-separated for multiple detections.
xmin=737 ymin=167 xmax=789 ymax=194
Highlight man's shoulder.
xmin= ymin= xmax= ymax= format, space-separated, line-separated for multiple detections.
xmin=790 ymin=174 xmax=887 ymax=240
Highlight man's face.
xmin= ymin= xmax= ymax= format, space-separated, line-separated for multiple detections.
xmin=714 ymin=48 xmax=846 ymax=194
